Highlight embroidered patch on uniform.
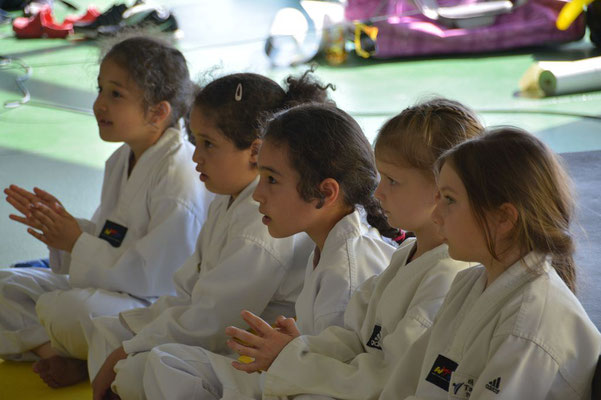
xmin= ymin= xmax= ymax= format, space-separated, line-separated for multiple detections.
xmin=425 ymin=354 xmax=458 ymax=392
xmin=464 ymin=379 xmax=474 ymax=398
xmin=452 ymin=378 xmax=474 ymax=398
xmin=366 ymin=325 xmax=383 ymax=350
xmin=485 ymin=377 xmax=501 ymax=394
xmin=99 ymin=220 xmax=128 ymax=247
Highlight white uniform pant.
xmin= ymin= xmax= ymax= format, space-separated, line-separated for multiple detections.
xmin=85 ymin=315 xmax=149 ymax=400
xmin=0 ymin=267 xmax=147 ymax=361
xmin=143 ymin=344 xmax=334 ymax=400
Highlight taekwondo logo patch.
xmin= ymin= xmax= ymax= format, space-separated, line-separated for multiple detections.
xmin=452 ymin=378 xmax=474 ymax=398
xmin=452 ymin=382 xmax=464 ymax=395
xmin=485 ymin=377 xmax=501 ymax=394
xmin=425 ymin=354 xmax=458 ymax=392
xmin=99 ymin=220 xmax=128 ymax=247
xmin=366 ymin=325 xmax=383 ymax=350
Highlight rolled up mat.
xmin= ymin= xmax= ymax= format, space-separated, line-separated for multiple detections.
xmin=519 ymin=56 xmax=601 ymax=97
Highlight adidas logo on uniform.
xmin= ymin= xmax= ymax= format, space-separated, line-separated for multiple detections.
xmin=485 ymin=377 xmax=501 ymax=394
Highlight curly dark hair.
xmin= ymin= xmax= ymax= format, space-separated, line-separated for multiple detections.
xmin=102 ymin=35 xmax=193 ymax=127
xmin=193 ymin=69 xmax=334 ymax=150
xmin=263 ymin=103 xmax=398 ymax=239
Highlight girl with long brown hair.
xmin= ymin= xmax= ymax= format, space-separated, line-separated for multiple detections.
xmin=382 ymin=127 xmax=601 ymax=399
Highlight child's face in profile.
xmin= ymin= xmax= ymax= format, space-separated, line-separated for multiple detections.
xmin=375 ymin=156 xmax=437 ymax=232
xmin=93 ymin=58 xmax=149 ymax=146
xmin=253 ymin=139 xmax=317 ymax=238
xmin=432 ymin=162 xmax=489 ymax=263
xmin=189 ymin=106 xmax=258 ymax=198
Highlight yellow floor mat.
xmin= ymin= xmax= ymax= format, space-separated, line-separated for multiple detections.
xmin=0 ymin=359 xmax=92 ymax=400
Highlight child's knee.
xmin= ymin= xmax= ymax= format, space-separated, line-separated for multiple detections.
xmin=37 ymin=289 xmax=92 ymax=323
xmin=35 ymin=290 xmax=61 ymax=323
xmin=36 ymin=289 xmax=88 ymax=340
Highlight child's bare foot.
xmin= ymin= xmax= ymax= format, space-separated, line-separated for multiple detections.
xmin=32 ymin=355 xmax=88 ymax=388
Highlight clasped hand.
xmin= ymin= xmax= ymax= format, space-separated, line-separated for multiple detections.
xmin=225 ymin=310 xmax=301 ymax=374
xmin=4 ymin=185 xmax=81 ymax=252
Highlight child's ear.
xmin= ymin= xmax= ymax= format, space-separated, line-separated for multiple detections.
xmin=150 ymin=101 xmax=172 ymax=126
xmin=249 ymin=139 xmax=262 ymax=164
xmin=496 ymin=202 xmax=519 ymax=236
xmin=316 ymin=178 xmax=340 ymax=209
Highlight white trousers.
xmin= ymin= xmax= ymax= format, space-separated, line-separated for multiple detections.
xmin=143 ymin=343 xmax=335 ymax=400
xmin=85 ymin=315 xmax=134 ymax=380
xmin=0 ymin=267 xmax=147 ymax=361
xmin=85 ymin=315 xmax=149 ymax=400
xmin=143 ymin=343 xmax=259 ymax=400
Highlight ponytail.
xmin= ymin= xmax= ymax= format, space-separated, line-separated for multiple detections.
xmin=282 ymin=67 xmax=335 ymax=108
xmin=553 ymin=250 xmax=576 ymax=293
xmin=362 ymin=196 xmax=400 ymax=239
xmin=544 ymin=208 xmax=576 ymax=293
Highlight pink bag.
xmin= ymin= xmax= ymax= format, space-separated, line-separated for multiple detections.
xmin=345 ymin=0 xmax=586 ymax=58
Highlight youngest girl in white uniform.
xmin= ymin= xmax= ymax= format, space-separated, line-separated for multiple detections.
xmin=0 ymin=36 xmax=213 ymax=387
xmin=143 ymin=104 xmax=397 ymax=400
xmin=144 ymin=98 xmax=484 ymax=399
xmin=381 ymin=127 xmax=601 ymax=399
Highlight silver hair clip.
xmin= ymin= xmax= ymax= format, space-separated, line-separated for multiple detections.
xmin=235 ymin=83 xmax=243 ymax=101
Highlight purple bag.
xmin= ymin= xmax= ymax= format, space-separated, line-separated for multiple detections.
xmin=345 ymin=0 xmax=586 ymax=58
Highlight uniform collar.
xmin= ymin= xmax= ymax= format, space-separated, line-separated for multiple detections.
xmin=225 ymin=175 xmax=260 ymax=213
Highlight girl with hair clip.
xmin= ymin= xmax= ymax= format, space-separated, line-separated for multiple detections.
xmin=381 ymin=127 xmax=601 ymax=400
xmin=143 ymin=98 xmax=483 ymax=400
xmin=87 ymin=71 xmax=333 ymax=400
xmin=0 ymin=36 xmax=213 ymax=387
xmin=142 ymin=103 xmax=397 ymax=400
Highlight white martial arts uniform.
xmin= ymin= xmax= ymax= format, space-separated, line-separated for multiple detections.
xmin=142 ymin=210 xmax=396 ymax=400
xmin=0 ymin=128 xmax=211 ymax=361
xmin=256 ymin=240 xmax=469 ymax=400
xmin=86 ymin=177 xmax=312 ymax=400
xmin=380 ymin=252 xmax=601 ymax=400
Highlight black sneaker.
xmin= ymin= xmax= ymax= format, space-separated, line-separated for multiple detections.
xmin=73 ymin=3 xmax=127 ymax=38
xmin=97 ymin=4 xmax=179 ymax=37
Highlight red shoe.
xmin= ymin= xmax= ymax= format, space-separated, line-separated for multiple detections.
xmin=42 ymin=16 xmax=73 ymax=39
xmin=13 ymin=6 xmax=49 ymax=38
xmin=13 ymin=6 xmax=73 ymax=39
xmin=64 ymin=6 xmax=100 ymax=25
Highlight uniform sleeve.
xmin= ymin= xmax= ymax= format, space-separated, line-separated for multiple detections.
xmin=68 ymin=194 xmax=203 ymax=298
xmin=48 ymin=217 xmax=96 ymax=274
xmin=264 ymin=263 xmax=451 ymax=399
xmin=263 ymin=328 xmax=387 ymax=399
xmin=118 ymin=248 xmax=202 ymax=334
xmin=121 ymin=235 xmax=291 ymax=355
xmin=457 ymin=335 xmax=572 ymax=400
xmin=262 ymin=275 xmax=382 ymax=399
xmin=263 ymin=313 xmax=428 ymax=400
